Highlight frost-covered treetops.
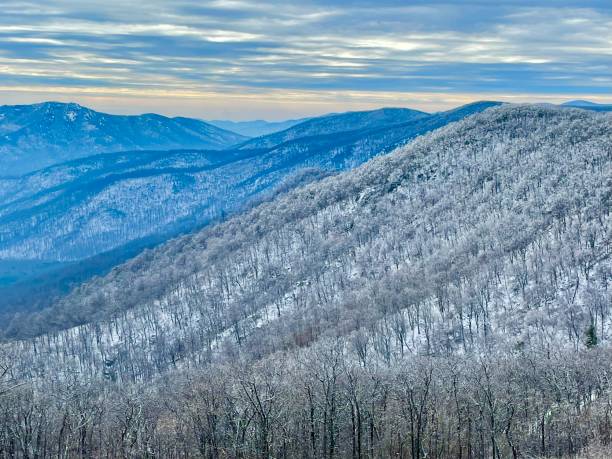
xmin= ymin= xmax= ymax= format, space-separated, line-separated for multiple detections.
xmin=1 ymin=104 xmax=611 ymax=458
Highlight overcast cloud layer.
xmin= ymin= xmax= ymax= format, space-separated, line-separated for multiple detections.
xmin=0 ymin=0 xmax=611 ymax=119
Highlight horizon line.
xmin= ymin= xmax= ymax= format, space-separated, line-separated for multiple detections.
xmin=1 ymin=93 xmax=612 ymax=122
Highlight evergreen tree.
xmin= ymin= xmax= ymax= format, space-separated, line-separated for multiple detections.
xmin=586 ymin=324 xmax=598 ymax=348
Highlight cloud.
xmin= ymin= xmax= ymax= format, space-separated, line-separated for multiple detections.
xmin=0 ymin=0 xmax=610 ymax=118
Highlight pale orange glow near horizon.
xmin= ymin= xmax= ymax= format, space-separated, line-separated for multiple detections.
xmin=2 ymin=86 xmax=611 ymax=121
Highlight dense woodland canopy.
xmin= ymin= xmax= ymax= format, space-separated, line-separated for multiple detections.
xmin=1 ymin=104 xmax=611 ymax=458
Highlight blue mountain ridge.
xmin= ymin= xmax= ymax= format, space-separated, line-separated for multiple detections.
xmin=0 ymin=102 xmax=248 ymax=175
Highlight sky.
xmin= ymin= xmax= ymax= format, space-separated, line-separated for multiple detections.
xmin=0 ymin=0 xmax=611 ymax=120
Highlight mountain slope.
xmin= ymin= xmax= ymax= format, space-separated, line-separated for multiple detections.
xmin=5 ymin=104 xmax=610 ymax=351
xmin=0 ymin=102 xmax=247 ymax=174
xmin=0 ymin=102 xmax=499 ymax=265
xmin=0 ymin=148 xmax=267 ymax=262
xmin=208 ymin=117 xmax=309 ymax=137
xmin=2 ymin=105 xmax=611 ymax=458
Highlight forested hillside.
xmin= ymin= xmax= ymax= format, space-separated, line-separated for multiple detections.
xmin=1 ymin=105 xmax=610 ymax=457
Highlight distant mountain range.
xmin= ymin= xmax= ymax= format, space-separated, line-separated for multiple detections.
xmin=207 ymin=100 xmax=612 ymax=139
xmin=561 ymin=100 xmax=612 ymax=111
xmin=208 ymin=118 xmax=309 ymax=137
xmin=0 ymin=101 xmax=500 ymax=313
xmin=0 ymin=102 xmax=247 ymax=175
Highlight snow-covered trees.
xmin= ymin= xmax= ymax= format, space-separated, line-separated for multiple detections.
xmin=0 ymin=104 xmax=611 ymax=457
xmin=1 ymin=342 xmax=612 ymax=457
